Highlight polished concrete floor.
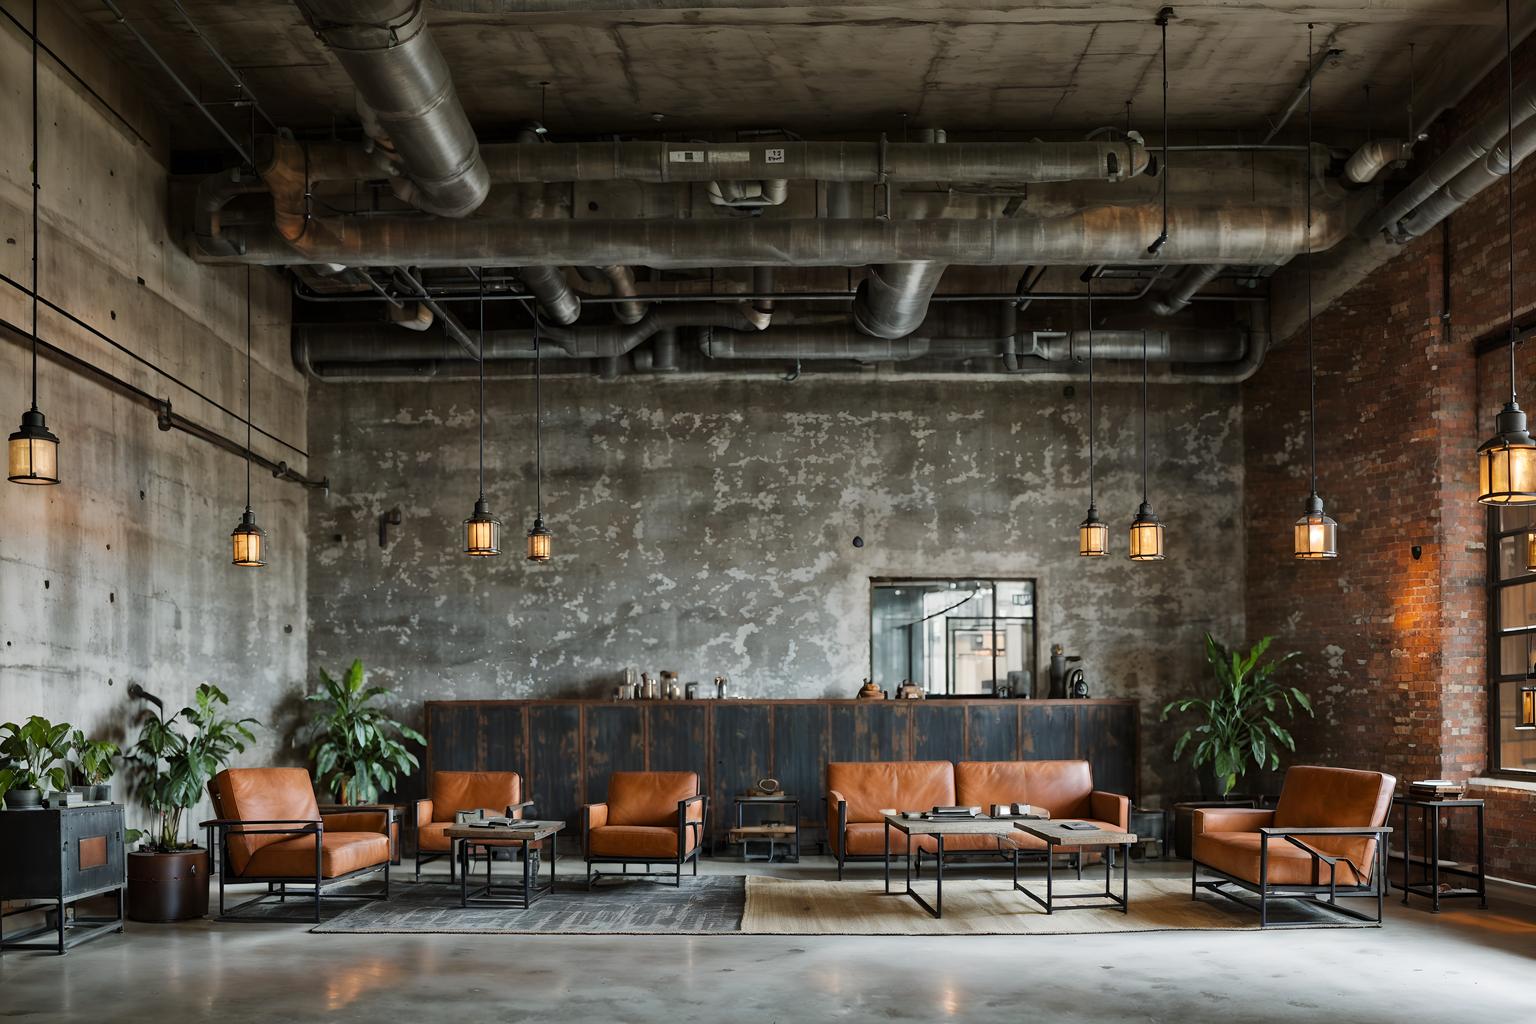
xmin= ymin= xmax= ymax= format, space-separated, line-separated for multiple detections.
xmin=2 ymin=856 xmax=1533 ymax=1023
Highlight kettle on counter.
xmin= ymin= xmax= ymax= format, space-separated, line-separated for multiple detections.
xmin=1066 ymin=668 xmax=1088 ymax=699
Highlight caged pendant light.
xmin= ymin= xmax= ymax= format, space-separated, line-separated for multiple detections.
xmin=1479 ymin=0 xmax=1536 ymax=506
xmin=9 ymin=0 xmax=59 ymax=487
xmin=1294 ymin=23 xmax=1338 ymax=560
xmin=526 ymin=311 xmax=552 ymax=562
xmin=464 ymin=270 xmax=501 ymax=556
xmin=1078 ymin=273 xmax=1108 ymax=557
xmin=1129 ymin=329 xmax=1166 ymax=561
xmin=230 ymin=267 xmax=265 ymax=567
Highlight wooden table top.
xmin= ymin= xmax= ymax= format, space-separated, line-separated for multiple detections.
xmin=445 ymin=820 xmax=565 ymax=842
xmin=882 ymin=814 xmax=1024 ymax=836
xmin=1014 ymin=820 xmax=1136 ymax=846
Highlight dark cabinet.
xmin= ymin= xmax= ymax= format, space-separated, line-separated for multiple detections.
xmin=0 ymin=805 xmax=126 ymax=954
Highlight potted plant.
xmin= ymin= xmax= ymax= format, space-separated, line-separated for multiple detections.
xmin=303 ymin=659 xmax=424 ymax=805
xmin=125 ymin=683 xmax=257 ymax=922
xmin=70 ymin=730 xmax=120 ymax=802
xmin=0 ymin=716 xmax=72 ymax=809
xmin=1163 ymin=633 xmax=1314 ymax=798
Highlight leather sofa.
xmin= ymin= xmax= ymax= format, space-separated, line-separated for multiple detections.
xmin=1191 ymin=765 xmax=1395 ymax=927
xmin=204 ymin=767 xmax=393 ymax=922
xmin=413 ymin=770 xmax=536 ymax=882
xmin=827 ymin=759 xmax=1131 ymax=879
xmin=582 ymin=771 xmax=708 ymax=887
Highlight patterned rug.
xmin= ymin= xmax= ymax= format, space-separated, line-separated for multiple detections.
xmin=309 ymin=876 xmax=745 ymax=934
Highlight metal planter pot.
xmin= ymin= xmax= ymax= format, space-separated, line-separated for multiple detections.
xmin=2 ymin=787 xmax=42 ymax=809
xmin=126 ymin=849 xmax=211 ymax=922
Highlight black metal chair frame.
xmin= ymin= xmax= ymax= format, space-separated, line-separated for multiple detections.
xmin=1192 ymin=825 xmax=1393 ymax=929
xmin=584 ymin=795 xmax=709 ymax=889
xmin=413 ymin=800 xmax=535 ymax=883
xmin=203 ymin=810 xmax=394 ymax=924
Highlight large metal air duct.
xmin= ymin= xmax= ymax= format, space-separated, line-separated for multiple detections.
xmin=515 ymin=266 xmax=582 ymax=325
xmin=1149 ymin=264 xmax=1225 ymax=316
xmin=218 ymin=203 xmax=1347 ymax=268
xmin=1393 ymin=114 xmax=1536 ymax=240
xmin=852 ymin=263 xmax=947 ymax=339
xmin=295 ymin=0 xmax=489 ymax=218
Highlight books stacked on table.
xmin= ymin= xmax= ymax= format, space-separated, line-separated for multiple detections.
xmin=990 ymin=803 xmax=1050 ymax=820
xmin=1409 ymin=779 xmax=1466 ymax=801
xmin=927 ymin=806 xmax=982 ymax=819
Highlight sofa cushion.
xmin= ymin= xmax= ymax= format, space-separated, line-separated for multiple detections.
xmin=930 ymin=831 xmax=1034 ymax=854
xmin=841 ymin=822 xmax=940 ymax=856
xmin=214 ymin=767 xmax=322 ymax=876
xmin=589 ymin=825 xmax=700 ymax=859
xmin=607 ymin=772 xmax=701 ymax=827
xmin=1194 ymin=830 xmax=1371 ymax=886
xmin=429 ymin=771 xmax=522 ymax=823
xmin=240 ymin=831 xmax=389 ymax=879
xmin=1019 ymin=760 xmax=1095 ymax=819
xmin=827 ymin=762 xmax=955 ymax=823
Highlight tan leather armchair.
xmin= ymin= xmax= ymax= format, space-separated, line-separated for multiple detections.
xmin=203 ymin=767 xmax=392 ymax=922
xmin=1191 ymin=764 xmax=1395 ymax=927
xmin=412 ymin=770 xmax=535 ymax=882
xmin=826 ymin=762 xmax=953 ymax=879
xmin=581 ymin=771 xmax=706 ymax=887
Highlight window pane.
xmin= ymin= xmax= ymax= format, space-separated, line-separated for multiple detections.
xmin=1499 ymin=583 xmax=1536 ymax=630
xmin=1498 ymin=535 xmax=1532 ymax=580
xmin=870 ymin=579 xmax=1033 ymax=694
xmin=1500 ymin=633 xmax=1534 ymax=676
xmin=1500 ymin=506 xmax=1536 ymax=532
xmin=1496 ymin=681 xmax=1536 ymax=773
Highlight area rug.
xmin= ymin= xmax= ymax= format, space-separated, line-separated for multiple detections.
xmin=309 ymin=876 xmax=745 ymax=934
xmin=738 ymin=876 xmax=1370 ymax=935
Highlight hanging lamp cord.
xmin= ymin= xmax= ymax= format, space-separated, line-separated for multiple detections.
xmin=1087 ymin=273 xmax=1095 ymax=510
xmin=1306 ymin=23 xmax=1318 ymax=499
xmin=244 ymin=265 xmax=252 ymax=511
xmin=29 ymin=0 xmax=39 ymax=411
xmin=534 ymin=310 xmax=543 ymax=517
xmin=1506 ymin=0 xmax=1519 ymax=397
xmin=1142 ymin=329 xmax=1150 ymax=504
xmin=477 ymin=268 xmax=486 ymax=503
xmin=1148 ymin=8 xmax=1172 ymax=255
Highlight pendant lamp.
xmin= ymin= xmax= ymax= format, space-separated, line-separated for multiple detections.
xmin=1079 ymin=273 xmax=1108 ymax=557
xmin=526 ymin=310 xmax=552 ymax=562
xmin=1294 ymin=23 xmax=1338 ymax=559
xmin=465 ymin=271 xmax=501 ymax=556
xmin=9 ymin=1 xmax=59 ymax=486
xmin=1479 ymin=0 xmax=1536 ymax=506
xmin=231 ymin=266 xmax=265 ymax=567
xmin=1129 ymin=329 xmax=1166 ymax=561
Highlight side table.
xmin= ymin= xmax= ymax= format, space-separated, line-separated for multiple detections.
xmin=731 ymin=795 xmax=800 ymax=862
xmin=0 ymin=804 xmax=126 ymax=954
xmin=1393 ymin=795 xmax=1487 ymax=912
xmin=446 ymin=820 xmax=562 ymax=910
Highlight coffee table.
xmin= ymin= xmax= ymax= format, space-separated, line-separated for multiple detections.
xmin=445 ymin=820 xmax=563 ymax=909
xmin=1012 ymin=820 xmax=1135 ymax=914
xmin=882 ymin=814 xmax=1023 ymax=919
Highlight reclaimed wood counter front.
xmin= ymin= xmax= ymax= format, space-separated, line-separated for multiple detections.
xmin=425 ymin=698 xmax=1139 ymax=846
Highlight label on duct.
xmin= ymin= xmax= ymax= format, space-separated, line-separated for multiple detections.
xmin=670 ymin=150 xmax=706 ymax=163
xmin=710 ymin=150 xmax=750 ymax=164
xmin=765 ymin=148 xmax=786 ymax=164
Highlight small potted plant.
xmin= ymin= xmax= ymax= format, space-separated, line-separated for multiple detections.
xmin=0 ymin=716 xmax=72 ymax=809
xmin=1163 ymin=633 xmax=1314 ymax=798
xmin=125 ymin=683 xmax=257 ymax=922
xmin=70 ymin=730 xmax=120 ymax=802
xmin=304 ymin=659 xmax=423 ymax=805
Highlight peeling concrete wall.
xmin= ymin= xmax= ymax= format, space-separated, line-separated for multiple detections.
xmin=0 ymin=8 xmax=306 ymax=830
xmin=309 ymin=375 xmax=1244 ymax=801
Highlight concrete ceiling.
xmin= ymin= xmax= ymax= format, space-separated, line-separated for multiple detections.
xmin=64 ymin=0 xmax=1527 ymax=146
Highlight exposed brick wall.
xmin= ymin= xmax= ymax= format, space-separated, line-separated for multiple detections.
xmin=1244 ymin=37 xmax=1536 ymax=884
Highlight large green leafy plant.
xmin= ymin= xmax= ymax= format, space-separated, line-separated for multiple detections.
xmin=304 ymin=659 xmax=423 ymax=805
xmin=0 ymin=716 xmax=72 ymax=796
xmin=70 ymin=730 xmax=120 ymax=786
xmin=1163 ymin=633 xmax=1314 ymax=797
xmin=129 ymin=684 xmax=257 ymax=852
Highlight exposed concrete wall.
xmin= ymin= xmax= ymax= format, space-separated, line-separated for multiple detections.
xmin=0 ymin=7 xmax=306 ymax=831
xmin=308 ymin=376 xmax=1244 ymax=801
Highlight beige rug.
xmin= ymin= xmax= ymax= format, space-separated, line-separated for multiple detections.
xmin=739 ymin=876 xmax=1363 ymax=935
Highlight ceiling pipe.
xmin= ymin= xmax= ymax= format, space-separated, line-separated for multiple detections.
xmin=215 ymin=203 xmax=1348 ymax=268
xmin=598 ymin=264 xmax=648 ymax=324
xmin=515 ymin=265 xmax=582 ymax=325
xmin=479 ymin=138 xmax=1150 ymax=185
xmin=1343 ymin=138 xmax=1412 ymax=185
xmin=1391 ymin=113 xmax=1536 ymax=241
xmin=851 ymin=262 xmax=947 ymax=339
xmin=1364 ymin=73 xmax=1536 ymax=240
xmin=1148 ymin=264 xmax=1225 ymax=316
xmin=293 ymin=0 xmax=489 ymax=218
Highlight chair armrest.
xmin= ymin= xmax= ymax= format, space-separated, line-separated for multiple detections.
xmin=678 ymin=794 xmax=707 ymax=844
xmin=199 ymin=817 xmax=323 ymax=836
xmin=1089 ymin=791 xmax=1130 ymax=831
xmin=1192 ymin=807 xmax=1274 ymax=836
xmin=582 ymin=803 xmax=609 ymax=855
xmin=414 ymin=798 xmax=433 ymax=828
xmin=827 ymin=790 xmax=848 ymax=858
xmin=1258 ymin=826 xmax=1393 ymax=836
xmin=320 ymin=808 xmax=392 ymax=834
xmin=506 ymin=800 xmax=536 ymax=819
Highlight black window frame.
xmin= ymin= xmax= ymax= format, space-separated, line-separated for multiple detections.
xmin=1487 ymin=506 xmax=1536 ymax=779
xmin=868 ymin=576 xmax=1039 ymax=697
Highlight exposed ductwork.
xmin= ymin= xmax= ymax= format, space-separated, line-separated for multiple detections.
xmin=1149 ymin=264 xmax=1226 ymax=316
xmin=597 ymin=265 xmax=648 ymax=324
xmin=294 ymin=0 xmax=489 ymax=218
xmin=1343 ymin=138 xmax=1413 ymax=185
xmin=851 ymin=263 xmax=947 ymax=339
xmin=515 ymin=266 xmax=582 ymax=325
xmin=478 ymin=138 xmax=1151 ymax=186
xmin=1366 ymin=74 xmax=1536 ymax=239
xmin=1392 ymin=115 xmax=1536 ymax=241
xmin=214 ymin=203 xmax=1348 ymax=269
